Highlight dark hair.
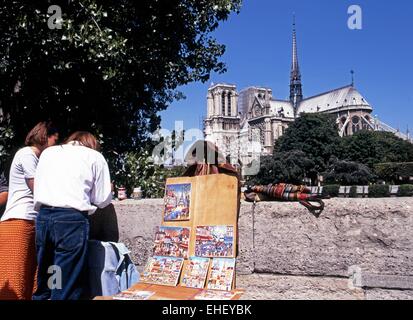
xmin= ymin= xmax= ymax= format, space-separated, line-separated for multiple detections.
xmin=25 ymin=122 xmax=57 ymax=148
xmin=185 ymin=140 xmax=226 ymax=165
xmin=64 ymin=131 xmax=100 ymax=151
xmin=47 ymin=126 xmax=59 ymax=137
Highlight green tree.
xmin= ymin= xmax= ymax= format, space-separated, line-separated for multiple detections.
xmin=340 ymin=131 xmax=413 ymax=169
xmin=0 ymin=0 xmax=241 ymax=161
xmin=324 ymin=159 xmax=375 ymax=186
xmin=374 ymin=162 xmax=413 ymax=184
xmin=248 ymin=150 xmax=315 ymax=185
xmin=110 ymin=149 xmax=186 ymax=198
xmin=275 ymin=113 xmax=341 ymax=181
xmin=0 ymin=113 xmax=15 ymax=169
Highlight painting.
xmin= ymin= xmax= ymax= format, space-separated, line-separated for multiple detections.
xmin=164 ymin=183 xmax=191 ymax=221
xmin=195 ymin=225 xmax=234 ymax=258
xmin=206 ymin=258 xmax=235 ymax=291
xmin=153 ymin=226 xmax=190 ymax=259
xmin=180 ymin=257 xmax=210 ymax=289
xmin=194 ymin=289 xmax=236 ymax=300
xmin=113 ymin=290 xmax=155 ymax=300
xmin=140 ymin=256 xmax=184 ymax=287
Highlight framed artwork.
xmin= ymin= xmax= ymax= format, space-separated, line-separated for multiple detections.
xmin=113 ymin=290 xmax=155 ymax=300
xmin=194 ymin=289 xmax=236 ymax=300
xmin=140 ymin=256 xmax=184 ymax=287
xmin=153 ymin=226 xmax=190 ymax=259
xmin=164 ymin=183 xmax=191 ymax=221
xmin=180 ymin=257 xmax=210 ymax=289
xmin=206 ymin=258 xmax=236 ymax=291
xmin=195 ymin=225 xmax=235 ymax=258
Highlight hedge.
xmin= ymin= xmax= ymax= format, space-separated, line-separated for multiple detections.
xmin=398 ymin=184 xmax=413 ymax=197
xmin=368 ymin=185 xmax=391 ymax=198
xmin=322 ymin=184 xmax=340 ymax=198
xmin=349 ymin=186 xmax=358 ymax=198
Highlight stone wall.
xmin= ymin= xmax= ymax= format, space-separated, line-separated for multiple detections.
xmin=93 ymin=198 xmax=413 ymax=300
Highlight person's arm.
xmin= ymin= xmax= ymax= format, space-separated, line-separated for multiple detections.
xmin=0 ymin=171 xmax=8 ymax=206
xmin=90 ymin=154 xmax=112 ymax=209
xmin=21 ymin=151 xmax=38 ymax=193
xmin=26 ymin=178 xmax=34 ymax=192
xmin=0 ymin=191 xmax=8 ymax=207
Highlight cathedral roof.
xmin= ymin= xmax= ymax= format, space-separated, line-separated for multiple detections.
xmin=297 ymin=85 xmax=372 ymax=114
xmin=270 ymin=100 xmax=295 ymax=118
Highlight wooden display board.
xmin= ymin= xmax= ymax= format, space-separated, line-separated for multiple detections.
xmin=162 ymin=174 xmax=239 ymax=255
xmin=161 ymin=174 xmax=239 ymax=289
xmin=93 ymin=175 xmax=241 ymax=300
xmin=94 ymin=283 xmax=245 ymax=300
xmin=92 ymin=174 xmax=241 ymax=300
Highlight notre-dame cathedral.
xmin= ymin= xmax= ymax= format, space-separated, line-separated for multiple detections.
xmin=204 ymin=21 xmax=411 ymax=167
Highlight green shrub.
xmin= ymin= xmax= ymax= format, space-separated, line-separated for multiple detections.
xmin=322 ymin=184 xmax=340 ymax=198
xmin=375 ymin=162 xmax=413 ymax=183
xmin=349 ymin=186 xmax=358 ymax=198
xmin=398 ymin=185 xmax=413 ymax=197
xmin=368 ymin=185 xmax=390 ymax=198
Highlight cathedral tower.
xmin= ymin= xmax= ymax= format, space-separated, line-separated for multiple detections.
xmin=204 ymin=84 xmax=240 ymax=163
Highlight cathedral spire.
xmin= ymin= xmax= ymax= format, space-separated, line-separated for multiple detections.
xmin=290 ymin=14 xmax=303 ymax=112
xmin=291 ymin=15 xmax=300 ymax=76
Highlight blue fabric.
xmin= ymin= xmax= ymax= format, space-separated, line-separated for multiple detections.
xmin=88 ymin=240 xmax=139 ymax=297
xmin=33 ymin=208 xmax=89 ymax=300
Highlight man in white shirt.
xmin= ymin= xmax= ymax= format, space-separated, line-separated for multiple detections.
xmin=33 ymin=132 xmax=112 ymax=300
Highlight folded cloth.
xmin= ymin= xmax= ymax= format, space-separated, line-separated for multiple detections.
xmin=244 ymin=183 xmax=325 ymax=218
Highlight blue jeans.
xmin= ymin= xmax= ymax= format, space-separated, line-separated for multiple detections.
xmin=33 ymin=207 xmax=89 ymax=300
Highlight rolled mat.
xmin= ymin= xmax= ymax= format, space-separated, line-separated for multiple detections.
xmin=0 ymin=219 xmax=37 ymax=300
xmin=244 ymin=183 xmax=325 ymax=218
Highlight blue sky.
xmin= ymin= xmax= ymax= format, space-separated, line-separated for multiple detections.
xmin=159 ymin=0 xmax=413 ymax=134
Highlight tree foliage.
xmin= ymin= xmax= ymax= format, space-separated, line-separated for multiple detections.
xmin=251 ymin=113 xmax=413 ymax=187
xmin=324 ymin=159 xmax=375 ymax=186
xmin=0 ymin=113 xmax=14 ymax=168
xmin=109 ymin=149 xmax=186 ymax=198
xmin=340 ymin=131 xmax=413 ymax=169
xmin=0 ymin=0 xmax=241 ymax=163
xmin=276 ymin=113 xmax=341 ymax=176
xmin=247 ymin=150 xmax=315 ymax=185
xmin=374 ymin=162 xmax=413 ymax=184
